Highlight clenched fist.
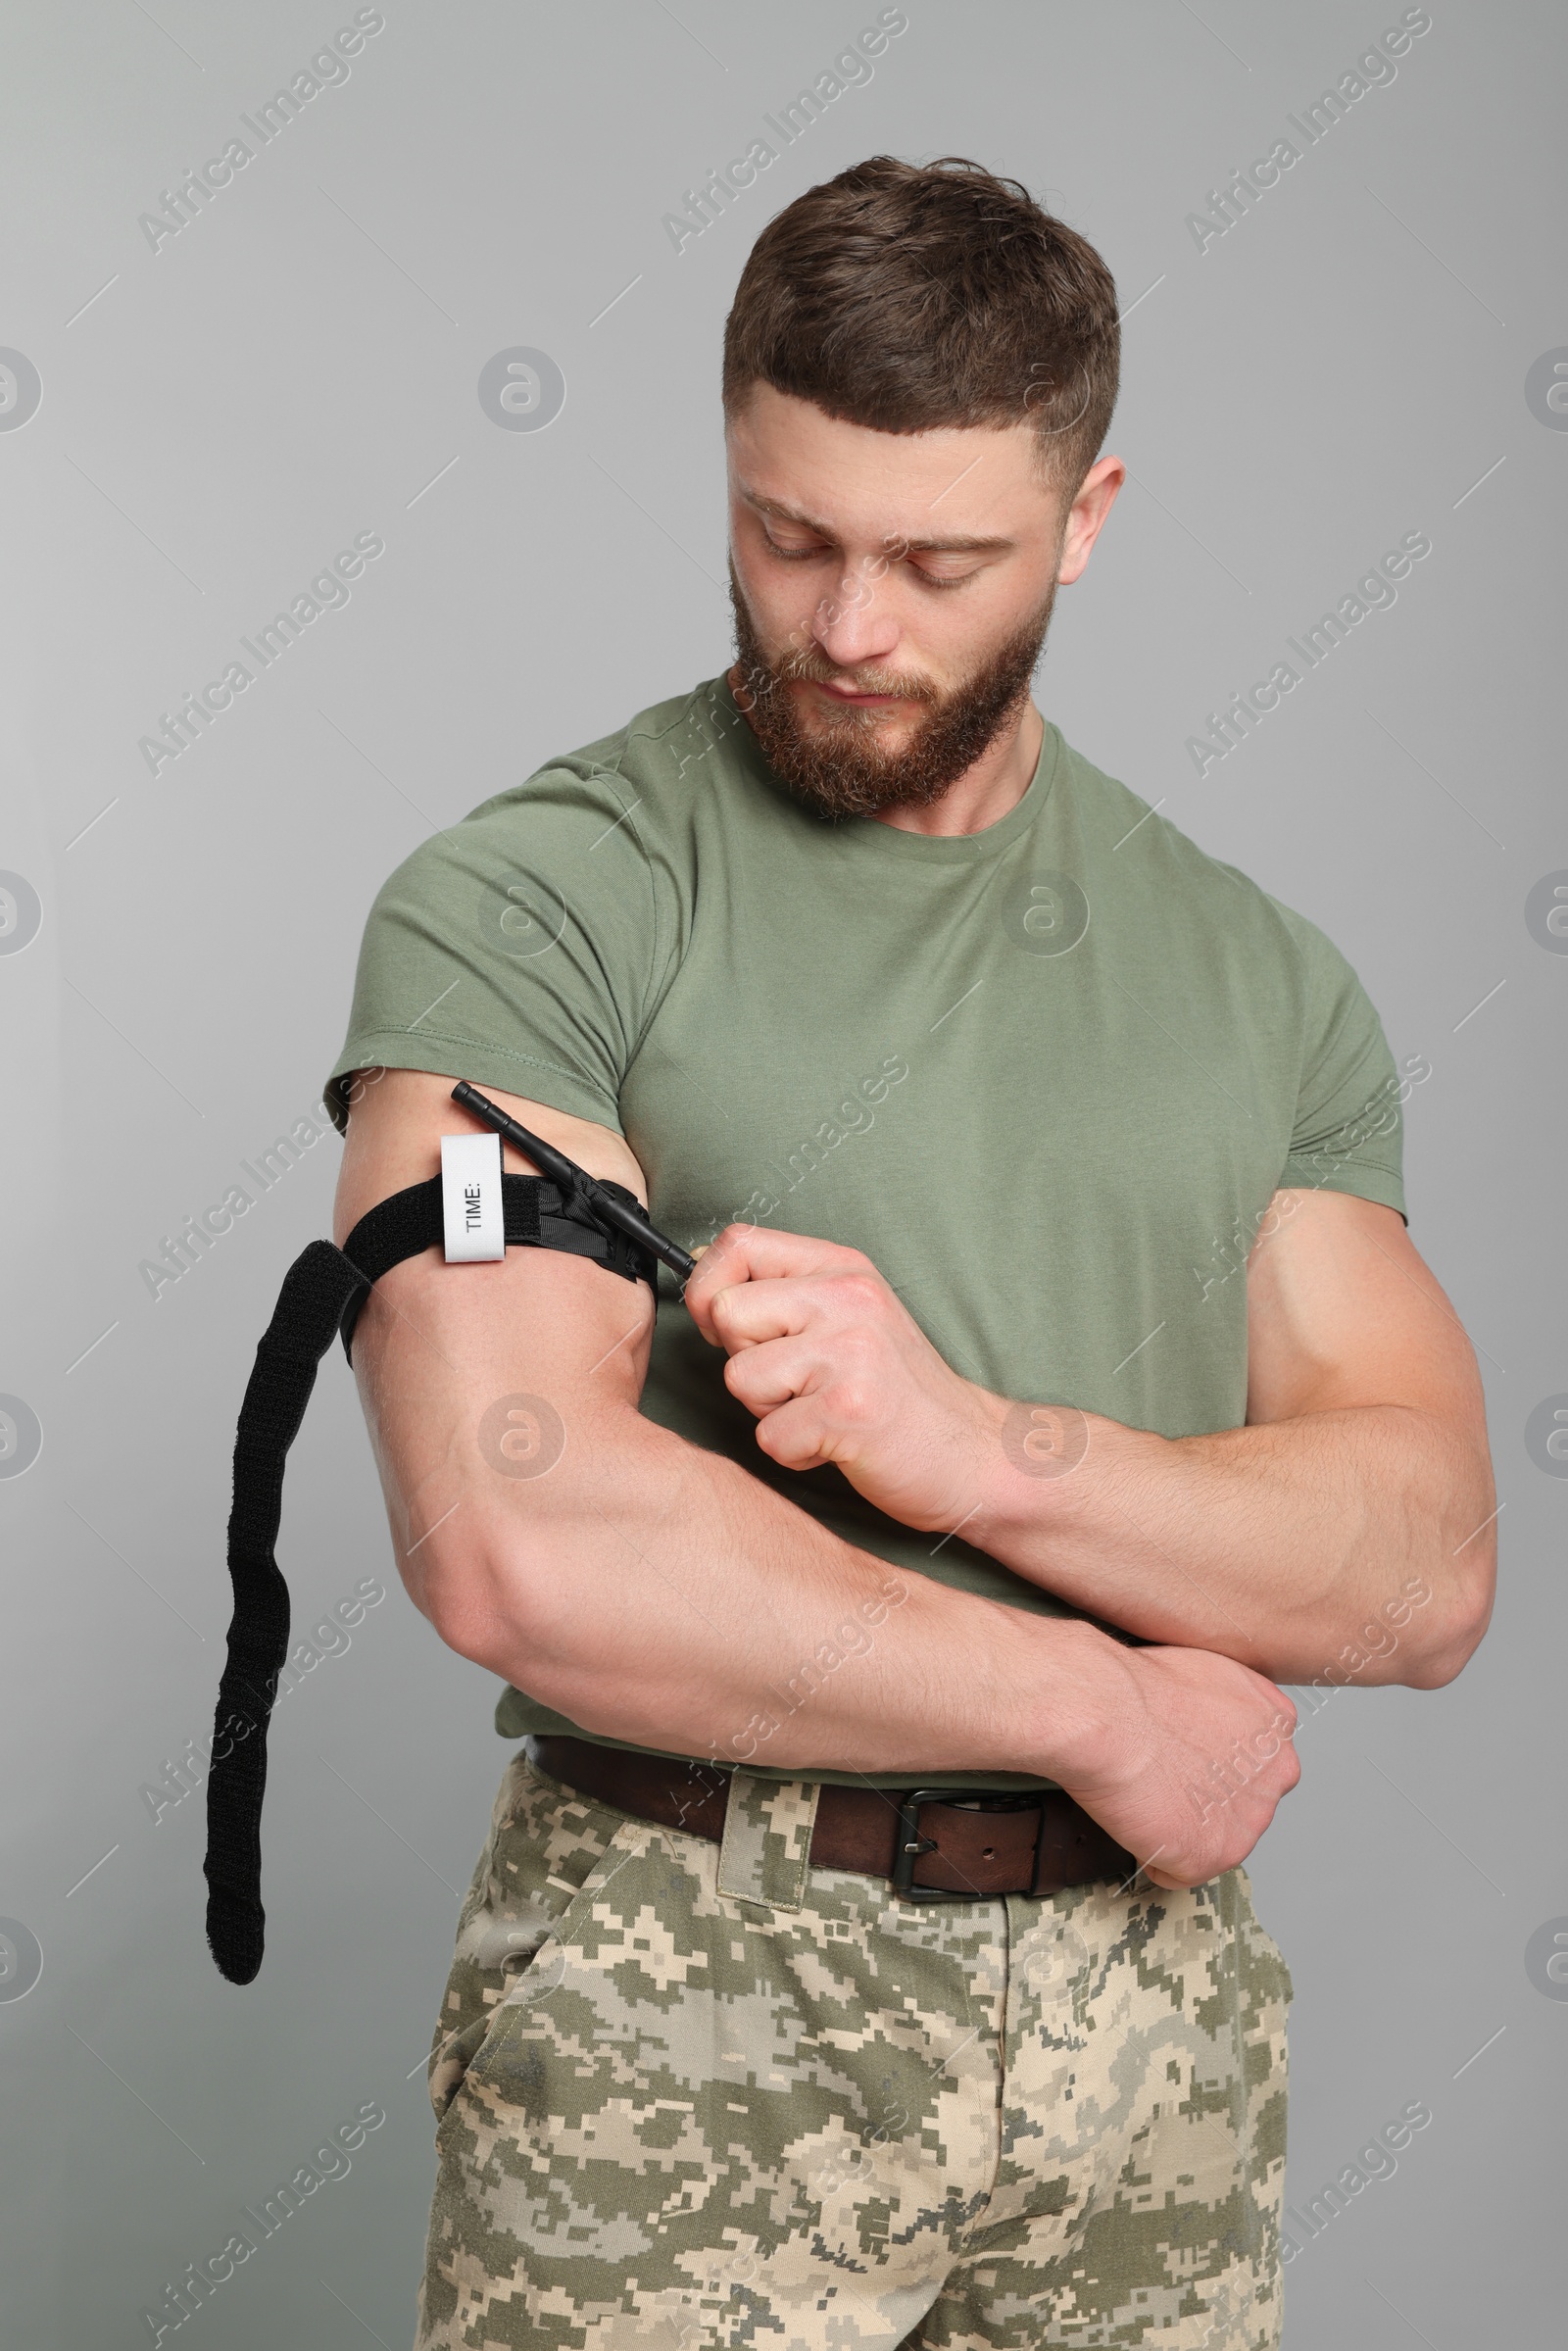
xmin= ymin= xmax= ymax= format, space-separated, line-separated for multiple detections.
xmin=684 ymin=1224 xmax=998 ymax=1534
xmin=1045 ymin=1630 xmax=1302 ymax=1888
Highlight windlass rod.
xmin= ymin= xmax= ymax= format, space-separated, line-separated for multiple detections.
xmin=451 ymin=1080 xmax=697 ymax=1283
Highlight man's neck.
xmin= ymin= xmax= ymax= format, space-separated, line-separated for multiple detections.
xmin=872 ymin=700 xmax=1045 ymax=838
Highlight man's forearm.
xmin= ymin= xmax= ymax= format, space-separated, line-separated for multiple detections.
xmin=964 ymin=1397 xmax=1495 ymax=1689
xmin=419 ymin=1402 xmax=1110 ymax=1782
xmin=683 ymin=1188 xmax=1496 ymax=1698
xmin=384 ymin=1375 xmax=1312 ymax=1893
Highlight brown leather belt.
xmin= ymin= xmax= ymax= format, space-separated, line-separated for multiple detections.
xmin=527 ymin=1735 xmax=1139 ymax=1903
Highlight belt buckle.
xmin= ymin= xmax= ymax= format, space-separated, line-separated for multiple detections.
xmin=890 ymin=1788 xmax=1043 ymax=1903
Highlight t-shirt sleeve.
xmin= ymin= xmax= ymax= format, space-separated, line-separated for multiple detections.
xmin=1273 ymin=905 xmax=1408 ymax=1221
xmin=322 ymin=764 xmax=669 ymax=1140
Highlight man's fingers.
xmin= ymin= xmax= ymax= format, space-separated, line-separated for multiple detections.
xmin=724 ymin=1334 xmax=823 ymax=1414
xmin=749 ymin=1395 xmax=836 ymax=1472
xmin=710 ymin=1276 xmax=821 ymax=1353
xmin=684 ymin=1225 xmax=862 ymax=1340
xmin=710 ymin=1226 xmax=858 ymax=1278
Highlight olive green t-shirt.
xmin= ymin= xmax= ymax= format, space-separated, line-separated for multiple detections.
xmin=325 ymin=671 xmax=1406 ymax=1791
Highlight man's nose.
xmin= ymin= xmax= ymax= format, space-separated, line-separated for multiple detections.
xmin=810 ymin=576 xmax=901 ymax=668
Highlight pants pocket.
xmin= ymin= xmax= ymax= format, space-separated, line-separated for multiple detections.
xmin=427 ymin=1752 xmax=636 ymax=2127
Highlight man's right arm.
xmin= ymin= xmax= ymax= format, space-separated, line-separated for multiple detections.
xmin=334 ymin=1069 xmax=1300 ymax=1886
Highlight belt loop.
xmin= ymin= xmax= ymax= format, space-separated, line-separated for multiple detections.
xmin=716 ymin=1772 xmax=821 ymax=1912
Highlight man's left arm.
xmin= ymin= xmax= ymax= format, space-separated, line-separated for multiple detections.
xmin=685 ymin=1188 xmax=1497 ymax=1690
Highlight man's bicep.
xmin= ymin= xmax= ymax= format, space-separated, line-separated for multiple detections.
xmin=1244 ymin=1187 xmax=1486 ymax=1434
xmin=332 ymin=1065 xmax=648 ymax=1240
xmin=330 ymin=1068 xmax=657 ymax=1621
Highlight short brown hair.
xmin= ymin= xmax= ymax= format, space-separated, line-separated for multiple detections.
xmin=722 ymin=154 xmax=1120 ymax=493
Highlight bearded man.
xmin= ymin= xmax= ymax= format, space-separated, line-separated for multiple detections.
xmin=323 ymin=154 xmax=1494 ymax=2350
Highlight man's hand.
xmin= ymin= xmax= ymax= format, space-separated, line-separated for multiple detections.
xmin=690 ymin=1194 xmax=1495 ymax=1695
xmin=684 ymin=1224 xmax=996 ymax=1533
xmin=1050 ymin=1634 xmax=1302 ymax=1888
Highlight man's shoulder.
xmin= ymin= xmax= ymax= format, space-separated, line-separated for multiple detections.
xmin=462 ymin=672 xmax=745 ymax=831
xmin=1053 ymin=730 xmax=1333 ymax=974
xmin=350 ymin=673 xmax=765 ymax=976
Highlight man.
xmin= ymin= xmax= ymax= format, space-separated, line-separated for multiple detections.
xmin=324 ymin=156 xmax=1494 ymax=2349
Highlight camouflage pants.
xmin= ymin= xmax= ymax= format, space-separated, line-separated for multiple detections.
xmin=416 ymin=1748 xmax=1293 ymax=2349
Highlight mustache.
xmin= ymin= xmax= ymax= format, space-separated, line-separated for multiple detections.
xmin=776 ymin=645 xmax=937 ymax=702
xmin=763 ymin=653 xmax=936 ymax=707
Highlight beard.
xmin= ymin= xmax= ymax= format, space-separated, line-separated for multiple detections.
xmin=726 ymin=554 xmax=1056 ymax=820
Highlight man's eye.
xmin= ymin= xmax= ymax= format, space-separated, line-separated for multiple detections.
xmin=762 ymin=532 xmax=976 ymax=589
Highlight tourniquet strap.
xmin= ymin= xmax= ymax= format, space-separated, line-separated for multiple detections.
xmin=204 ymin=1241 xmax=369 ymax=1984
xmin=337 ymin=1171 xmax=655 ymax=1360
xmin=204 ymin=1172 xmax=659 ymax=1984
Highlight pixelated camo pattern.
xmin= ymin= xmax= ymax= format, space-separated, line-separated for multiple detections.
xmin=416 ymin=1752 xmax=1293 ymax=2349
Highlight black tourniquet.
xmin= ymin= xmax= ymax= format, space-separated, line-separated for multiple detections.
xmin=203 ymin=1171 xmax=657 ymax=1984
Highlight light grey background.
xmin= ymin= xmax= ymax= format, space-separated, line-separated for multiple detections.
xmin=1 ymin=3 xmax=1561 ymax=2343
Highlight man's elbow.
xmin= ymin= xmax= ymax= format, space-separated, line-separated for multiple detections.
xmin=419 ymin=1503 xmax=578 ymax=1685
xmin=1386 ymin=1429 xmax=1495 ymax=1689
xmin=419 ymin=1398 xmax=672 ymax=1685
xmin=1399 ymin=1548 xmax=1496 ymax=1690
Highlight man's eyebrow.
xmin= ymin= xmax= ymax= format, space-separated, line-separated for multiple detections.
xmin=736 ymin=484 xmax=1014 ymax=556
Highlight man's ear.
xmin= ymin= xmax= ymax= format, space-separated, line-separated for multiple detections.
xmin=1056 ymin=453 xmax=1125 ymax=586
